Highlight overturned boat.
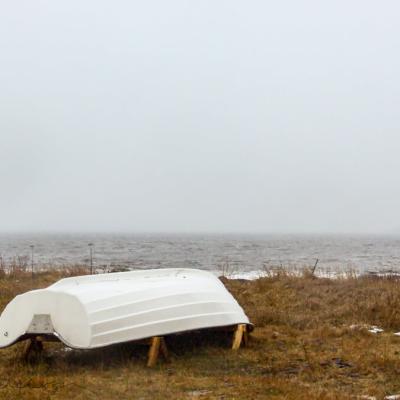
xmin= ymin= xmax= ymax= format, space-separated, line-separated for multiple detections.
xmin=0 ymin=268 xmax=251 ymax=350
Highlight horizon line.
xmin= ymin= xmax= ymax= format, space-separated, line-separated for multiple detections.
xmin=0 ymin=230 xmax=398 ymax=237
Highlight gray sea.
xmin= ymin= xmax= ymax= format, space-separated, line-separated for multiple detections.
xmin=1 ymin=233 xmax=400 ymax=277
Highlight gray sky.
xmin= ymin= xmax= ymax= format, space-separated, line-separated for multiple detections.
xmin=1 ymin=1 xmax=400 ymax=234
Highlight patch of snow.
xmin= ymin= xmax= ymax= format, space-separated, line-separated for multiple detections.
xmin=368 ymin=326 xmax=384 ymax=334
xmin=228 ymin=270 xmax=266 ymax=280
xmin=350 ymin=324 xmax=385 ymax=334
xmin=212 ymin=269 xmax=266 ymax=280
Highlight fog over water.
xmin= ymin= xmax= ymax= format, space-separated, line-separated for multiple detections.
xmin=1 ymin=2 xmax=400 ymax=235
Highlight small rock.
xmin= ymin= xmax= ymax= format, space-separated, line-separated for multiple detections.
xmin=332 ymin=358 xmax=352 ymax=368
xmin=385 ymin=395 xmax=400 ymax=400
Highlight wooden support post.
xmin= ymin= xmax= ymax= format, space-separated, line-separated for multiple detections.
xmin=23 ymin=337 xmax=44 ymax=361
xmin=243 ymin=327 xmax=249 ymax=347
xmin=147 ymin=337 xmax=161 ymax=367
xmin=159 ymin=337 xmax=169 ymax=362
xmin=147 ymin=336 xmax=169 ymax=367
xmin=232 ymin=324 xmax=248 ymax=350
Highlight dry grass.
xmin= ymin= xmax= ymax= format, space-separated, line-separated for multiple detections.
xmin=1 ymin=269 xmax=400 ymax=399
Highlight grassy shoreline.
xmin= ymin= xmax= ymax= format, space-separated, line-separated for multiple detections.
xmin=1 ymin=269 xmax=400 ymax=399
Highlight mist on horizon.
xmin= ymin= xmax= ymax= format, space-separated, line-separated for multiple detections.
xmin=1 ymin=1 xmax=400 ymax=235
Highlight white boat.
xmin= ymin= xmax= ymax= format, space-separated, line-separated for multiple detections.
xmin=0 ymin=268 xmax=251 ymax=349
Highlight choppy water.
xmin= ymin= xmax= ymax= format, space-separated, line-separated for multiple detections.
xmin=1 ymin=233 xmax=400 ymax=276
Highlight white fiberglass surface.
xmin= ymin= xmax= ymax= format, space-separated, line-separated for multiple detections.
xmin=0 ymin=269 xmax=251 ymax=349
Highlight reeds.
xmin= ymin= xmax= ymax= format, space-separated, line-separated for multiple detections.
xmin=0 ymin=268 xmax=400 ymax=399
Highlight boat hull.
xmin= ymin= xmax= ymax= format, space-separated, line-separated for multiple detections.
xmin=0 ymin=269 xmax=251 ymax=349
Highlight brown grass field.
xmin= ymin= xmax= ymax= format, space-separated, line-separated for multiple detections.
xmin=1 ymin=267 xmax=400 ymax=399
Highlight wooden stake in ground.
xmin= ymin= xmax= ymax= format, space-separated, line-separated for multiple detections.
xmin=147 ymin=336 xmax=169 ymax=367
xmin=311 ymin=258 xmax=319 ymax=276
xmin=232 ymin=324 xmax=248 ymax=350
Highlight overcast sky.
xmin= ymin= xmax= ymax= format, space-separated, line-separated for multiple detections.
xmin=1 ymin=1 xmax=399 ymax=234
